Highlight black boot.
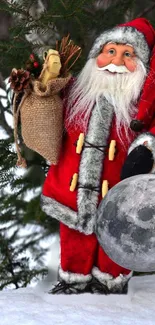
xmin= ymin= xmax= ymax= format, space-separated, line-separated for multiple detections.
xmin=108 ymin=282 xmax=128 ymax=294
xmin=49 ymin=278 xmax=127 ymax=295
xmin=90 ymin=277 xmax=110 ymax=294
xmin=90 ymin=276 xmax=129 ymax=294
xmin=49 ymin=280 xmax=92 ymax=294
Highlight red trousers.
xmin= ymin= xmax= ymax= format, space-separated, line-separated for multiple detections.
xmin=60 ymin=223 xmax=130 ymax=278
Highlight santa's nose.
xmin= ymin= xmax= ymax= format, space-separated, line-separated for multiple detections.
xmin=111 ymin=56 xmax=124 ymax=66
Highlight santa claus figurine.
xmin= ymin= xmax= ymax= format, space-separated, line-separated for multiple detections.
xmin=41 ymin=18 xmax=155 ymax=294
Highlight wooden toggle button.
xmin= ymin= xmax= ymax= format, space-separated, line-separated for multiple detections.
xmin=108 ymin=140 xmax=116 ymax=161
xmin=102 ymin=180 xmax=108 ymax=198
xmin=70 ymin=173 xmax=78 ymax=192
xmin=76 ymin=133 xmax=85 ymax=154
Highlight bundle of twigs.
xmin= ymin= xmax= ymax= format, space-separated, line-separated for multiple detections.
xmin=56 ymin=35 xmax=82 ymax=76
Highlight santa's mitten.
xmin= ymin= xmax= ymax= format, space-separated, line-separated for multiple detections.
xmin=121 ymin=145 xmax=154 ymax=180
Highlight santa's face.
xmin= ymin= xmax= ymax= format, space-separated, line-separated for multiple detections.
xmin=67 ymin=43 xmax=147 ymax=139
xmin=96 ymin=43 xmax=137 ymax=73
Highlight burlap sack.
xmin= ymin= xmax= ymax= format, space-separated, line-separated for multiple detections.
xmin=13 ymin=74 xmax=71 ymax=167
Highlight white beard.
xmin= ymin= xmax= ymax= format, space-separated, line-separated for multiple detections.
xmin=66 ymin=58 xmax=147 ymax=140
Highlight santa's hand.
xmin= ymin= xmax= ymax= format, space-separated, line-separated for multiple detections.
xmin=121 ymin=145 xmax=154 ymax=180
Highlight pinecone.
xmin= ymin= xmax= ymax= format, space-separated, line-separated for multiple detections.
xmin=9 ymin=69 xmax=31 ymax=92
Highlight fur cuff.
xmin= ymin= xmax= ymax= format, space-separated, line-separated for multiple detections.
xmin=41 ymin=194 xmax=95 ymax=234
xmin=92 ymin=267 xmax=132 ymax=291
xmin=41 ymin=194 xmax=78 ymax=229
xmin=59 ymin=267 xmax=92 ymax=284
xmin=129 ymin=133 xmax=155 ymax=173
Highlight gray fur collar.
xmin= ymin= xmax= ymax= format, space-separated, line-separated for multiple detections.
xmin=77 ymin=97 xmax=114 ymax=233
xmin=41 ymin=97 xmax=114 ymax=234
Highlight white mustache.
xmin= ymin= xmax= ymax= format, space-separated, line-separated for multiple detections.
xmin=97 ymin=63 xmax=130 ymax=74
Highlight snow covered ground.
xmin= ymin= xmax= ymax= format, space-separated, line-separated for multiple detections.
xmin=1 ymin=275 xmax=155 ymax=325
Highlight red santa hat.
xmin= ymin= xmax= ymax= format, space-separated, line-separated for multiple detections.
xmin=89 ymin=18 xmax=155 ymax=131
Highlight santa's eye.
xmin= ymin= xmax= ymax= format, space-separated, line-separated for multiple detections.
xmin=108 ymin=49 xmax=115 ymax=55
xmin=124 ymin=52 xmax=131 ymax=57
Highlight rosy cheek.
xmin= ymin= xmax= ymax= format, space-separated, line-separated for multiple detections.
xmin=125 ymin=60 xmax=137 ymax=72
xmin=96 ymin=53 xmax=110 ymax=68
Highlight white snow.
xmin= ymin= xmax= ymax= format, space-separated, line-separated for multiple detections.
xmin=1 ymin=275 xmax=155 ymax=325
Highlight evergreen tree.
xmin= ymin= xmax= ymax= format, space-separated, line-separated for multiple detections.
xmin=0 ymin=0 xmax=155 ymax=289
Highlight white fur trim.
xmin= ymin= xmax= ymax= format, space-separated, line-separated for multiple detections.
xmin=41 ymin=195 xmax=78 ymax=229
xmin=92 ymin=266 xmax=132 ymax=290
xmin=59 ymin=267 xmax=92 ymax=284
xmin=89 ymin=26 xmax=150 ymax=66
xmin=41 ymin=97 xmax=114 ymax=235
xmin=77 ymin=97 xmax=114 ymax=234
xmin=128 ymin=133 xmax=155 ymax=173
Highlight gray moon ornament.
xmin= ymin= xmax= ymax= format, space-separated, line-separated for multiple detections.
xmin=95 ymin=174 xmax=155 ymax=272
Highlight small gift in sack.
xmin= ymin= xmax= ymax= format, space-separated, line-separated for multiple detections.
xmin=9 ymin=36 xmax=81 ymax=167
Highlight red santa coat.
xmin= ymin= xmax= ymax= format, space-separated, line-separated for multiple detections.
xmin=41 ymin=18 xmax=155 ymax=281
xmin=42 ymin=44 xmax=155 ymax=237
xmin=41 ymin=89 xmax=155 ymax=278
xmin=42 ymin=94 xmax=155 ymax=234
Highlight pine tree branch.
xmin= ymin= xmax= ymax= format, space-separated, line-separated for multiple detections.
xmin=83 ymin=7 xmax=96 ymax=16
xmin=6 ymin=247 xmax=19 ymax=289
xmin=60 ymin=0 xmax=67 ymax=10
xmin=0 ymin=73 xmax=6 ymax=90
xmin=137 ymin=3 xmax=155 ymax=18
xmin=0 ymin=102 xmax=13 ymax=136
